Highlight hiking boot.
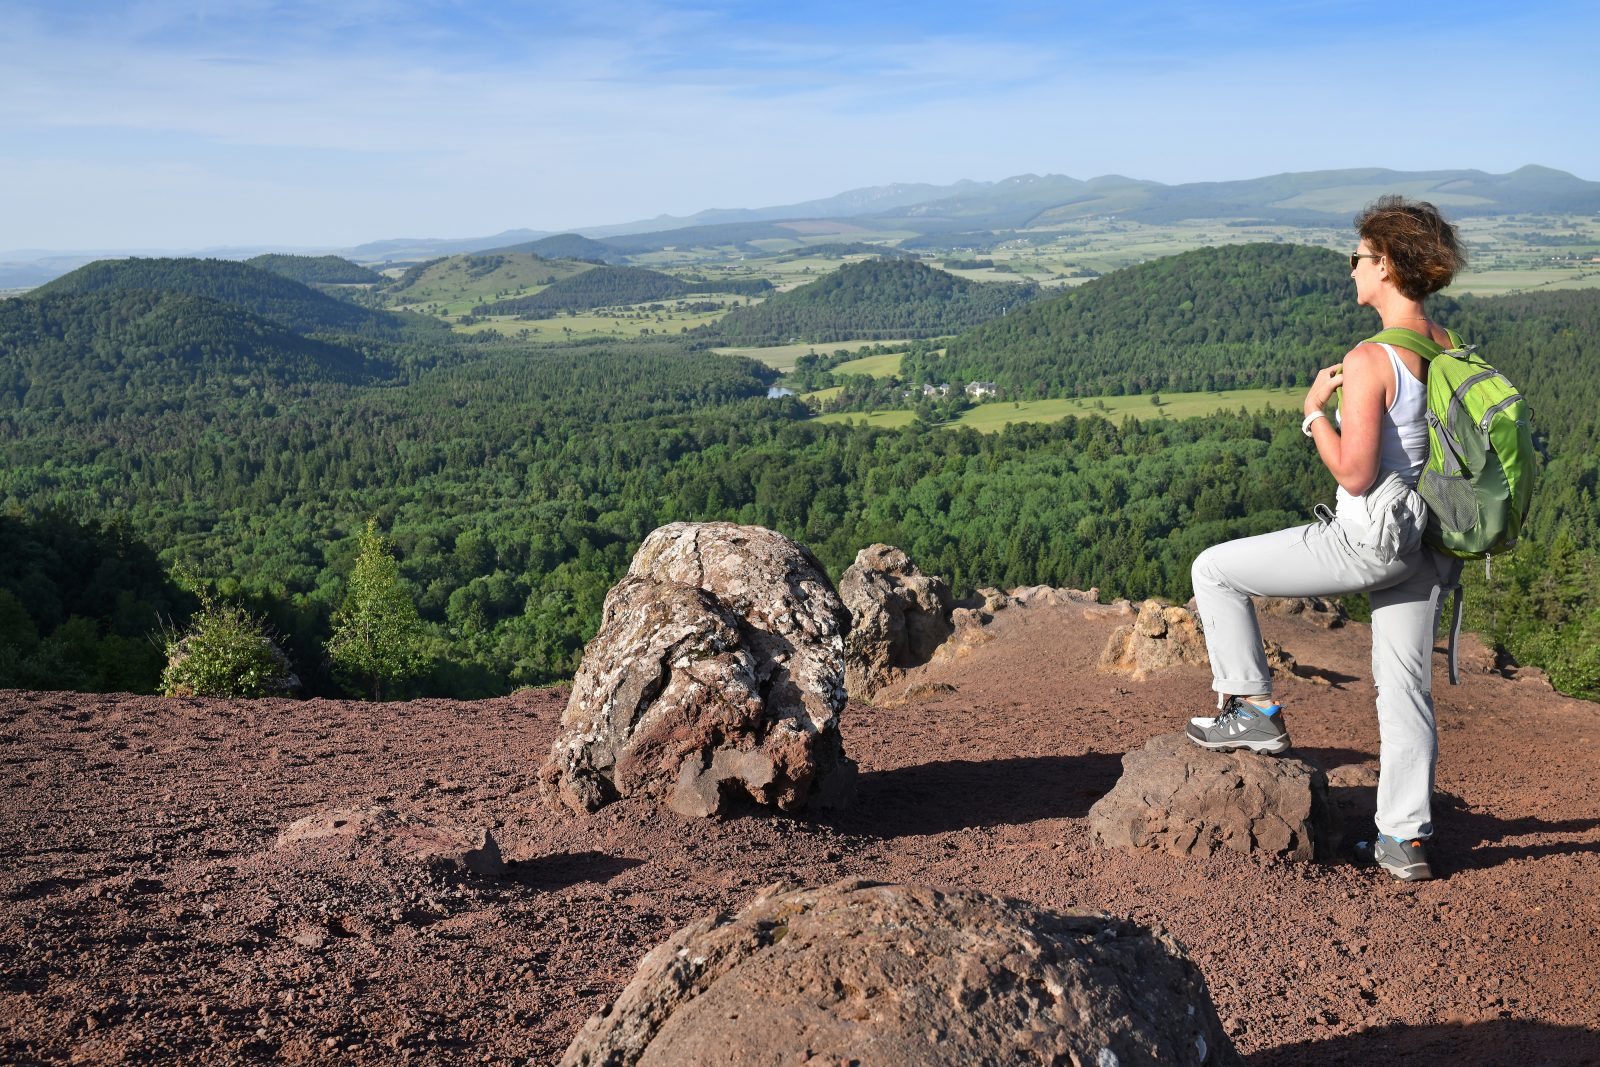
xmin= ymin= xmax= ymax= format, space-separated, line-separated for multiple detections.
xmin=1371 ymin=835 xmax=1434 ymax=881
xmin=1186 ymin=698 xmax=1291 ymax=755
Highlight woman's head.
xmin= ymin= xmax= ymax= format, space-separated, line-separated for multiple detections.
xmin=1353 ymin=196 xmax=1466 ymax=300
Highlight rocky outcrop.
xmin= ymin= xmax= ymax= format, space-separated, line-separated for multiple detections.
xmin=1253 ymin=595 xmax=1347 ymax=629
xmin=540 ymin=522 xmax=854 ymax=818
xmin=1099 ymin=600 xmax=1209 ymax=679
xmin=1088 ymin=734 xmax=1336 ymax=861
xmin=927 ymin=605 xmax=997 ymax=666
xmin=274 ymin=806 xmax=503 ymax=878
xmin=838 ymin=544 xmax=953 ymax=700
xmin=559 ymin=879 xmax=1239 ymax=1067
xmin=1007 ymin=584 xmax=1100 ymax=608
xmin=1262 ymin=639 xmax=1305 ymax=681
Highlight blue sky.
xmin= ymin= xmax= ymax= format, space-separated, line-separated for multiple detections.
xmin=3 ymin=0 xmax=1597 ymax=251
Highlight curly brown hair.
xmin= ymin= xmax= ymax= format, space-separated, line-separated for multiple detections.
xmin=1355 ymin=196 xmax=1466 ymax=300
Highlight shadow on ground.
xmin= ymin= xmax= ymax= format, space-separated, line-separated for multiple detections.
xmin=1324 ymin=787 xmax=1600 ymax=874
xmin=1293 ymin=745 xmax=1376 ymax=770
xmin=504 ymin=851 xmax=644 ymax=890
xmin=838 ymin=752 xmax=1125 ymax=837
xmin=1249 ymin=1019 xmax=1600 ymax=1066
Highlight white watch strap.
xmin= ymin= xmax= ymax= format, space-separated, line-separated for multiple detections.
xmin=1302 ymin=410 xmax=1327 ymax=437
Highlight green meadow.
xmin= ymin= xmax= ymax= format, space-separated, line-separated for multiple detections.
xmin=831 ymin=351 xmax=905 ymax=377
xmin=812 ymin=409 xmax=918 ymax=429
xmin=715 ymin=339 xmax=918 ymax=372
xmin=814 ymin=387 xmax=1306 ymax=433
xmin=455 ymin=301 xmax=733 ymax=340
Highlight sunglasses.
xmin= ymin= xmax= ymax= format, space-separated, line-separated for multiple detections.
xmin=1350 ymin=252 xmax=1382 ymax=270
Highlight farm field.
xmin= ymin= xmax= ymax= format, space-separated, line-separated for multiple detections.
xmin=1443 ymin=268 xmax=1600 ymax=296
xmin=812 ymin=408 xmax=918 ymax=429
xmin=814 ymin=387 xmax=1306 ymax=432
xmin=715 ymin=339 xmax=918 ymax=372
xmin=455 ymin=301 xmax=735 ymax=340
xmin=831 ymin=351 xmax=906 ymax=377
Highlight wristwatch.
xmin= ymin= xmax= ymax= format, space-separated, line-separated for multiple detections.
xmin=1302 ymin=410 xmax=1327 ymax=437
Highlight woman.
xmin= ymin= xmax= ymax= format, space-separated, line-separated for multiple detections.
xmin=1185 ymin=196 xmax=1466 ymax=882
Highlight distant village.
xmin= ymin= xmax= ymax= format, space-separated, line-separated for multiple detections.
xmin=911 ymin=381 xmax=998 ymax=400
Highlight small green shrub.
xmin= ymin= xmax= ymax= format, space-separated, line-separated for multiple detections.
xmin=159 ymin=591 xmax=298 ymax=698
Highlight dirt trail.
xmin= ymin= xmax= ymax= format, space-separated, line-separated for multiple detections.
xmin=3 ymin=603 xmax=1599 ymax=1064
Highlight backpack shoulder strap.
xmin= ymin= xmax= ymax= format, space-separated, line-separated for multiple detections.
xmin=1364 ymin=327 xmax=1447 ymax=362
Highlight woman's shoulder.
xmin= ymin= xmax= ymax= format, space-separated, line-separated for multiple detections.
xmin=1341 ymin=341 xmax=1390 ymax=369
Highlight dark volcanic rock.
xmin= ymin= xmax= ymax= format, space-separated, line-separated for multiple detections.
xmin=1088 ymin=734 xmax=1336 ymax=861
xmin=559 ymin=879 xmax=1239 ymax=1067
xmin=540 ymin=522 xmax=854 ymax=818
xmin=838 ymin=543 xmax=953 ymax=700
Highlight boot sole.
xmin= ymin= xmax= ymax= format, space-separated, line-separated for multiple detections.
xmin=1380 ymin=860 xmax=1434 ymax=881
xmin=1185 ymin=732 xmax=1291 ymax=755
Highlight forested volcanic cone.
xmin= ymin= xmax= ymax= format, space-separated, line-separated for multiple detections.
xmin=3 ymin=596 xmax=1599 ymax=1064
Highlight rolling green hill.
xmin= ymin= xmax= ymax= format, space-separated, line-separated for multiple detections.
xmin=384 ymin=252 xmax=595 ymax=310
xmin=35 ymin=257 xmax=438 ymax=340
xmin=0 ymin=289 xmax=378 ymax=413
xmin=246 ymin=253 xmax=384 ymax=284
xmin=484 ymin=233 xmax=621 ymax=261
xmin=904 ymin=244 xmax=1377 ymax=395
xmin=706 ymin=259 xmax=1041 ymax=345
xmin=481 ymin=265 xmax=696 ymax=315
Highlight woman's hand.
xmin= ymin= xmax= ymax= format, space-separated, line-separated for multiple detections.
xmin=1305 ymin=363 xmax=1344 ymax=416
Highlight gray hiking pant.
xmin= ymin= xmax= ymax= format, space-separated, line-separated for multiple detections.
xmin=1190 ymin=474 xmax=1461 ymax=840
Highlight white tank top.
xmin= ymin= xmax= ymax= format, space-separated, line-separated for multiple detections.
xmin=1335 ymin=342 xmax=1429 ymax=509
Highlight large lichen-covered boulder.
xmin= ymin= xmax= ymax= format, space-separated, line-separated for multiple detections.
xmin=560 ymin=879 xmax=1240 ymax=1067
xmin=1088 ymin=734 xmax=1336 ymax=861
xmin=838 ymin=544 xmax=953 ymax=700
xmin=1099 ymin=600 xmax=1210 ymax=679
xmin=540 ymin=523 xmax=854 ymax=818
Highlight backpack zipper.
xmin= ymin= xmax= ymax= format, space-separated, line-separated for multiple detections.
xmin=1478 ymin=393 xmax=1523 ymax=431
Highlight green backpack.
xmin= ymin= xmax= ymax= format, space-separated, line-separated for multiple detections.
xmin=1365 ymin=326 xmax=1536 ymax=560
xmin=1364 ymin=326 xmax=1537 ymax=683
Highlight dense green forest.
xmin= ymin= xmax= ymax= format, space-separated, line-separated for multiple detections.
xmin=0 ymin=511 xmax=188 ymax=692
xmin=245 ymin=254 xmax=384 ymax=285
xmin=0 ymin=290 xmax=380 ymax=405
xmin=1 ymin=248 xmax=1597 ymax=701
xmin=706 ymin=259 xmax=1042 ymax=345
xmin=902 ymin=244 xmax=1377 ymax=395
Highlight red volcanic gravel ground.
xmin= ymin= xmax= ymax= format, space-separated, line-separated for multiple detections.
xmin=3 ymin=602 xmax=1600 ymax=1064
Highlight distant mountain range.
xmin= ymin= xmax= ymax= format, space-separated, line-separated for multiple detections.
xmin=4 ymin=165 xmax=1597 ymax=288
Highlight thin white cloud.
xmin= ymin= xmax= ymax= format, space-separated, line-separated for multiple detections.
xmin=1 ymin=0 xmax=1595 ymax=248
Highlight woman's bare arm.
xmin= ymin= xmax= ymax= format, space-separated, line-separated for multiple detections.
xmin=1304 ymin=343 xmax=1386 ymax=496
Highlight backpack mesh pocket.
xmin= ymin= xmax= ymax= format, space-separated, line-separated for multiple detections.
xmin=1422 ymin=469 xmax=1478 ymax=534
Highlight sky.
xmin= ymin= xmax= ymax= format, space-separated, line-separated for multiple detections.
xmin=3 ymin=0 xmax=1598 ymax=252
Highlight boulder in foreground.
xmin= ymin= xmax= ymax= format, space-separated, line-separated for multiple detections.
xmin=838 ymin=543 xmax=953 ymax=700
xmin=1088 ymin=733 xmax=1335 ymax=861
xmin=540 ymin=522 xmax=854 ymax=818
xmin=560 ymin=879 xmax=1239 ymax=1067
